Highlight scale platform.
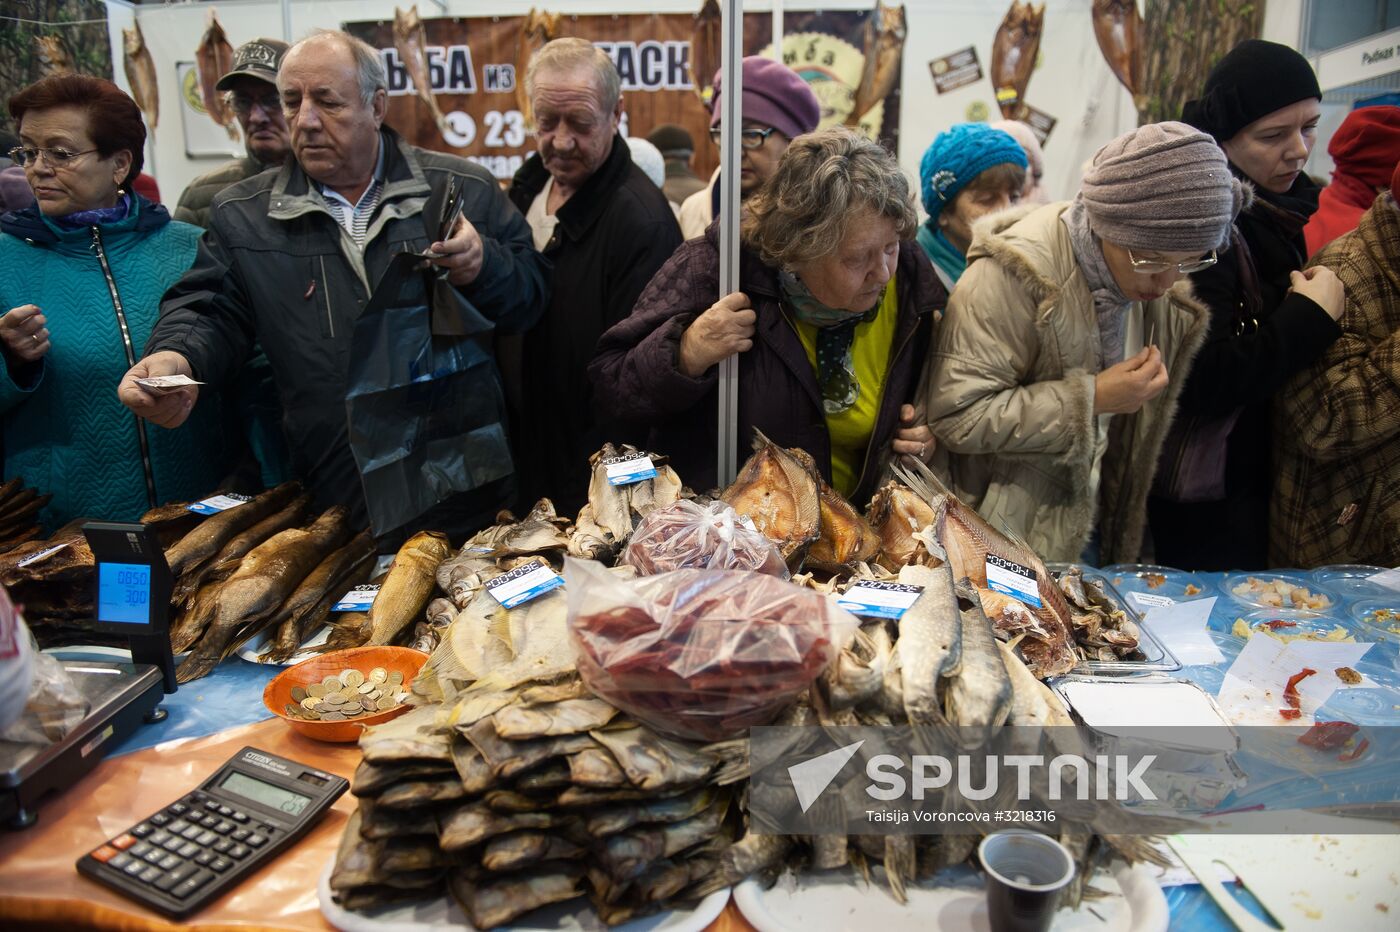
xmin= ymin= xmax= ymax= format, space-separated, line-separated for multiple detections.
xmin=0 ymin=659 xmax=164 ymax=829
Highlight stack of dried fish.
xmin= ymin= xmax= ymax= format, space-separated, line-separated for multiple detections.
xmin=331 ymin=677 xmax=744 ymax=926
xmin=1055 ymin=566 xmax=1143 ymax=662
xmin=0 ymin=520 xmax=95 ymax=639
xmin=569 ymin=444 xmax=684 ymax=563
xmin=0 ymin=478 xmax=51 ymax=553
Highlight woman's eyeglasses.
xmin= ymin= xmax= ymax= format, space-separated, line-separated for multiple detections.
xmin=8 ymin=145 xmax=99 ymax=169
xmin=709 ymin=126 xmax=778 ymax=149
xmin=1126 ymin=248 xmax=1218 ymax=274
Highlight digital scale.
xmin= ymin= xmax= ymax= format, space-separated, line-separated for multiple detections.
xmin=0 ymin=522 xmax=176 ymax=828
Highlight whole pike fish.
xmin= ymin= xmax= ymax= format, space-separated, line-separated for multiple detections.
xmin=895 ymin=561 xmax=962 ymax=727
xmin=175 ymin=507 xmax=350 ymax=682
xmin=845 ymin=3 xmax=906 ymax=129
xmin=944 ymin=584 xmax=1013 ymax=747
xmin=515 ymin=8 xmax=563 ymax=132
xmin=195 ymin=10 xmax=238 ymax=141
xmin=121 ymin=25 xmax=157 ymax=135
xmin=393 ymin=6 xmax=450 ymax=136
xmin=991 ymin=1 xmax=1045 ymax=119
xmin=368 ymin=530 xmax=451 ymax=645
xmin=164 ymin=482 xmax=300 ymax=579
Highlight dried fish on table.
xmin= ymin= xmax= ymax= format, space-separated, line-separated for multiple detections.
xmin=493 ymin=697 xmax=618 ymax=739
xmin=990 ymin=1 xmax=1045 ymax=119
xmin=164 ymin=482 xmax=300 ymax=579
xmin=722 ymin=431 xmax=822 ymax=572
xmin=791 ymin=449 xmax=881 ymax=574
xmin=893 ymin=560 xmax=962 ymax=728
xmin=569 ymin=443 xmax=683 ymax=564
xmin=845 ymin=2 xmax=907 ymax=129
xmin=368 ymin=530 xmax=452 ymax=645
xmin=175 ymin=506 xmax=350 ymax=682
xmin=944 ymin=583 xmax=1013 ymax=747
xmin=121 ymin=24 xmax=157 ymax=136
xmin=447 ymin=863 xmax=584 ymax=930
xmin=483 ymin=832 xmax=585 ymax=873
xmin=866 ymin=479 xmax=937 ymax=570
xmin=410 ymin=596 xmax=458 ymax=653
xmin=360 ymin=704 xmax=455 ymax=765
xmin=351 ymin=758 xmax=455 ymax=797
xmin=172 ymin=492 xmax=311 ymax=608
xmin=261 ymin=531 xmax=375 ymax=662
xmin=194 ymin=10 xmax=238 ymax=140
xmin=393 ymin=5 xmax=449 ymax=136
xmin=438 ymin=800 xmax=566 ymax=851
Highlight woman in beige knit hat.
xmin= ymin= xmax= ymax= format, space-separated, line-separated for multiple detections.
xmin=921 ymin=121 xmax=1245 ymax=564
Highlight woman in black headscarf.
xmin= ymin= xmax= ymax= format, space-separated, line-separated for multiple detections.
xmin=1147 ymin=39 xmax=1345 ymax=570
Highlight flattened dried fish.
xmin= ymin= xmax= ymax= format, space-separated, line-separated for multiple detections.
xmin=360 ymin=705 xmax=453 ymax=764
xmin=194 ymin=11 xmax=237 ymax=140
xmin=588 ymin=725 xmax=717 ymax=792
xmin=991 ymin=1 xmax=1045 ymax=120
xmin=585 ymin=787 xmax=717 ymax=837
xmin=356 ymin=796 xmax=442 ymax=840
xmin=483 ymin=832 xmax=584 ymax=872
xmin=598 ymin=805 xmax=724 ymax=883
xmin=690 ymin=0 xmax=722 ymax=106
xmin=377 ymin=776 xmax=468 ymax=810
xmin=867 ymin=480 xmax=936 ymax=570
xmin=1093 ymin=0 xmax=1146 ymax=108
xmin=493 ymin=697 xmax=618 ymax=739
xmin=351 ymin=758 xmax=454 ymax=797
xmin=448 ymin=863 xmax=583 ymax=930
xmin=464 ymin=717 xmax=594 ymax=779
xmin=438 ymin=801 xmax=563 ymax=851
xmin=722 ymin=430 xmax=821 ymax=571
xmin=393 ymin=5 xmax=449 ymax=136
xmin=368 ymin=530 xmax=452 ymax=645
xmin=845 ymin=3 xmax=906 ymax=129
xmin=448 ymin=735 xmax=497 ymax=794
xmin=35 ymin=35 xmax=74 ymax=76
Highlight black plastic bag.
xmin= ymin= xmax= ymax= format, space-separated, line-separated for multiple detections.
xmin=345 ymin=252 xmax=513 ymax=537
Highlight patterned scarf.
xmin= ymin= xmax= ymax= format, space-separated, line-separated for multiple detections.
xmin=1063 ymin=197 xmax=1132 ymax=370
xmin=779 ymin=269 xmax=882 ymax=414
xmin=52 ymin=192 xmax=131 ymax=230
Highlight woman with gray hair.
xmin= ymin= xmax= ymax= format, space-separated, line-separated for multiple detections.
xmin=589 ymin=126 xmax=946 ymax=504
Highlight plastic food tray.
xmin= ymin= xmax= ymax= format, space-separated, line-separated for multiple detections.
xmin=1312 ymin=564 xmax=1397 ymax=602
xmin=1212 ymin=608 xmax=1362 ymax=644
xmin=1101 ymin=564 xmax=1212 ymax=605
xmin=1050 ymin=569 xmax=1181 ymax=675
xmin=1221 ymin=572 xmax=1340 ymax=613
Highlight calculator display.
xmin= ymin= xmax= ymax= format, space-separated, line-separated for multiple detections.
xmin=220 ymin=771 xmax=311 ymax=816
xmin=97 ymin=562 xmax=151 ymax=624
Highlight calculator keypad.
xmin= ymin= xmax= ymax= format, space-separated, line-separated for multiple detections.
xmin=82 ymin=794 xmax=279 ymax=910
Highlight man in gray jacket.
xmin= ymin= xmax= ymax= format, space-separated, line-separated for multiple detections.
xmin=173 ymin=38 xmax=291 ymax=228
xmin=119 ymin=31 xmax=548 ymax=545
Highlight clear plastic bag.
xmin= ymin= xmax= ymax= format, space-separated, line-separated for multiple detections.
xmin=0 ymin=589 xmax=88 ymax=744
xmin=622 ymin=500 xmax=789 ymax=578
xmin=565 ymin=557 xmax=857 ymax=741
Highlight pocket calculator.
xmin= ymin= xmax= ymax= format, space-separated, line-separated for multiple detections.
xmin=76 ymin=747 xmax=348 ymax=919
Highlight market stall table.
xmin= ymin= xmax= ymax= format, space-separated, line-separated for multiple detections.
xmin=0 ymin=571 xmax=1395 ymax=930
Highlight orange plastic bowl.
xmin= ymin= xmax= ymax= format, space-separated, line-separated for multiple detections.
xmin=263 ymin=645 xmax=427 ymax=743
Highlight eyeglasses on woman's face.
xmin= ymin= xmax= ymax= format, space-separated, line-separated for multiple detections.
xmin=1126 ymin=247 xmax=1218 ymax=275
xmin=709 ymin=125 xmax=778 ymax=150
xmin=8 ymin=145 xmax=99 ymax=170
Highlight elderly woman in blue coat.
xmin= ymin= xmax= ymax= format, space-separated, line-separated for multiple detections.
xmin=0 ymin=74 xmax=231 ymax=529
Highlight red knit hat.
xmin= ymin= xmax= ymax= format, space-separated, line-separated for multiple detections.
xmin=1329 ymin=105 xmax=1400 ymax=188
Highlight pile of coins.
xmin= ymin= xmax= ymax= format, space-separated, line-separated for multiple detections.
xmin=283 ymin=667 xmax=410 ymax=721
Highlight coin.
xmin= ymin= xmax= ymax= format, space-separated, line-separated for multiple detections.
xmin=344 ymin=669 xmax=365 ymax=688
xmin=388 ymin=671 xmax=404 ymax=686
xmin=323 ymin=693 xmax=346 ymax=707
xmin=358 ymin=682 xmax=375 ymax=694
xmin=290 ymin=686 xmax=307 ymax=703
xmin=369 ymin=667 xmax=388 ymax=684
xmin=322 ymin=675 xmax=340 ymax=691
xmin=300 ymin=696 xmax=318 ymax=711
xmin=307 ymin=682 xmax=325 ymax=698
xmin=321 ymin=711 xmax=346 ymax=721
xmin=376 ymin=695 xmax=396 ymax=711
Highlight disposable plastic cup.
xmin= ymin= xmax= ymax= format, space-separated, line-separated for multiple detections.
xmin=978 ymin=829 xmax=1076 ymax=932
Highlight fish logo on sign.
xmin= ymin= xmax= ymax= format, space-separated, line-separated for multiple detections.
xmin=788 ymin=740 xmax=864 ymax=813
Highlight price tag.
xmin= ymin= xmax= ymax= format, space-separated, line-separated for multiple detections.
xmin=187 ymin=493 xmax=253 ymax=516
xmin=986 ymin=555 xmax=1041 ymax=608
xmin=1127 ymin=591 xmax=1177 ymax=612
xmin=332 ymin=584 xmax=380 ymax=612
xmin=603 ymin=452 xmax=657 ymax=486
xmin=16 ymin=543 xmax=68 ymax=569
xmin=836 ymin=581 xmax=925 ymax=620
xmin=486 ymin=559 xmax=564 ymax=609
xmin=1368 ymin=567 xmax=1400 ymax=593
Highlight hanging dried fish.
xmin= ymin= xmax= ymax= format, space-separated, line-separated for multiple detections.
xmin=689 ymin=0 xmax=722 ymax=108
xmin=35 ymin=35 xmax=74 ymax=76
xmin=844 ymin=3 xmax=907 ymax=130
xmin=122 ymin=24 xmax=158 ymax=136
xmin=990 ymin=1 xmax=1045 ymax=120
xmin=394 ymin=5 xmax=450 ymax=138
xmin=1092 ymin=0 xmax=1147 ymax=110
xmin=195 ymin=10 xmax=239 ymax=142
xmin=514 ymin=8 xmax=563 ymax=133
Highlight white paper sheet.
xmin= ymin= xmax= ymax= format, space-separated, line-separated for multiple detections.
xmin=1216 ymin=636 xmax=1375 ymax=725
xmin=1141 ymin=597 xmax=1223 ymax=665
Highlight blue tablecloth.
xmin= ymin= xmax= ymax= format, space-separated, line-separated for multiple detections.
xmin=48 ymin=568 xmax=1400 ymax=931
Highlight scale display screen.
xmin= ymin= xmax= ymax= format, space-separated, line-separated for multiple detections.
xmin=220 ymin=771 xmax=312 ymax=816
xmin=97 ymin=562 xmax=152 ymax=625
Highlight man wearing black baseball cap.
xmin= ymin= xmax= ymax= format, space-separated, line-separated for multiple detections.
xmin=174 ymin=38 xmax=291 ymax=228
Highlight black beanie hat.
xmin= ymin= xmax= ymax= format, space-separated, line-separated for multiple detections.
xmin=1181 ymin=39 xmax=1321 ymax=142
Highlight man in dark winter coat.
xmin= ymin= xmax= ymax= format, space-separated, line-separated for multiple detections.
xmin=504 ymin=38 xmax=681 ymax=514
xmin=118 ymin=31 xmax=548 ymax=546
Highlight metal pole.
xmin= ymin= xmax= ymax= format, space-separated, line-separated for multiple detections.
xmin=770 ymin=0 xmax=783 ymax=62
xmin=281 ymin=0 xmax=292 ymax=42
xmin=716 ymin=0 xmax=744 ymax=487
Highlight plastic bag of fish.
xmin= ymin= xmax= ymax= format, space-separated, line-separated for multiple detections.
xmin=564 ymin=558 xmax=858 ymax=742
xmin=621 ymin=500 xmax=788 ymax=578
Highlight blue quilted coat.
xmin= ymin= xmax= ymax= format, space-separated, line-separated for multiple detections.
xmin=0 ymin=195 xmax=231 ymax=530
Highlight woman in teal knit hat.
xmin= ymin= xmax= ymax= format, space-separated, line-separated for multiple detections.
xmin=0 ymin=75 xmax=235 ymax=530
xmin=917 ymin=123 xmax=1029 ymax=289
